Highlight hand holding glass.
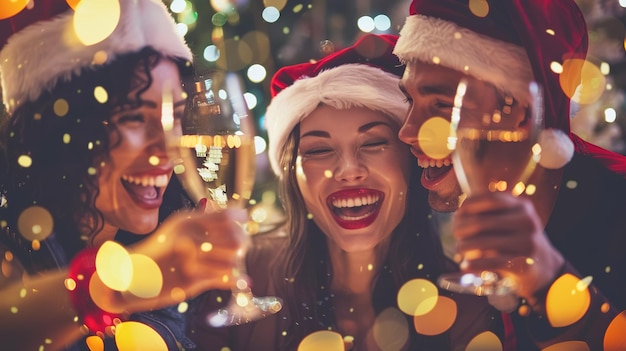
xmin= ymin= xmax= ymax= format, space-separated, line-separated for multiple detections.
xmin=168 ymin=70 xmax=282 ymax=326
xmin=437 ymin=78 xmax=543 ymax=296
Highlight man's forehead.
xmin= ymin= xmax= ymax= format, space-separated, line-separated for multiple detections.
xmin=400 ymin=63 xmax=464 ymax=93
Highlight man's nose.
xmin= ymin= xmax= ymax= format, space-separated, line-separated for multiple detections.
xmin=398 ymin=108 xmax=420 ymax=146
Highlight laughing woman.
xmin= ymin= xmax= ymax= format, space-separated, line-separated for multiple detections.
xmin=188 ymin=34 xmax=502 ymax=351
xmin=0 ymin=1 xmax=244 ymax=350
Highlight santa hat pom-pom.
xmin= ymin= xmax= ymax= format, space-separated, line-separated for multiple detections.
xmin=538 ymin=129 xmax=574 ymax=169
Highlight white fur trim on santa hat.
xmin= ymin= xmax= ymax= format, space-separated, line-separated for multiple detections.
xmin=538 ymin=128 xmax=574 ymax=169
xmin=265 ymin=63 xmax=408 ymax=176
xmin=0 ymin=0 xmax=192 ymax=113
xmin=393 ymin=15 xmax=534 ymax=105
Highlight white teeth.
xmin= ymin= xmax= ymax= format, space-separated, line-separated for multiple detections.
xmin=418 ymin=158 xmax=453 ymax=168
xmin=338 ymin=212 xmax=372 ymax=221
xmin=122 ymin=174 xmax=169 ymax=187
xmin=332 ymin=194 xmax=379 ymax=208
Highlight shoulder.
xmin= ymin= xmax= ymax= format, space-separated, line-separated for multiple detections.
xmin=248 ymin=225 xmax=289 ymax=265
xmin=245 ymin=225 xmax=289 ymax=292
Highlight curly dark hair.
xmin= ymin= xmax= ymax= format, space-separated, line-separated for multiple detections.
xmin=0 ymin=47 xmax=194 ymax=270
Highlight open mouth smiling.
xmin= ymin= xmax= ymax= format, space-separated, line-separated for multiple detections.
xmin=121 ymin=173 xmax=170 ymax=209
xmin=327 ymin=188 xmax=383 ymax=230
xmin=418 ymin=158 xmax=453 ymax=181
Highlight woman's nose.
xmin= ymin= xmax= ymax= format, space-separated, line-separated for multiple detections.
xmin=145 ymin=119 xmax=169 ymax=157
xmin=333 ymin=154 xmax=367 ymax=182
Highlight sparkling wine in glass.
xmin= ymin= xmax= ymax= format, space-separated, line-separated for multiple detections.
xmin=437 ymin=78 xmax=543 ymax=296
xmin=173 ymin=70 xmax=282 ymax=326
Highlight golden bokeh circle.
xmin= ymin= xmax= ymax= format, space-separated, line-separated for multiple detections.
xmin=418 ymin=117 xmax=453 ymax=160
xmin=17 ymin=206 xmax=54 ymax=241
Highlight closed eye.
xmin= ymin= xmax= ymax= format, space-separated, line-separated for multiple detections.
xmin=362 ymin=140 xmax=388 ymax=149
xmin=301 ymin=148 xmax=333 ymax=157
xmin=114 ymin=113 xmax=145 ymax=124
xmin=434 ymin=99 xmax=454 ymax=110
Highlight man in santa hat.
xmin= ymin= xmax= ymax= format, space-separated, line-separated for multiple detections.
xmin=394 ymin=0 xmax=626 ymax=349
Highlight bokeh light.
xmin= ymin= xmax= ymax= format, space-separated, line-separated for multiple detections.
xmin=560 ymin=59 xmax=606 ymax=105
xmin=54 ymin=99 xmax=70 ymax=117
xmin=95 ymin=241 xmax=133 ymax=292
xmin=210 ymin=0 xmax=234 ymax=13
xmin=127 ymin=253 xmax=163 ymax=298
xmin=373 ymin=15 xmax=391 ymax=31
xmin=204 ymin=45 xmax=221 ymax=62
xmin=170 ymin=0 xmax=187 ymax=13
xmin=88 ymin=269 xmax=126 ymax=313
xmin=115 ymin=321 xmax=168 ymax=351
xmin=264 ymin=0 xmax=287 ymax=12
xmin=412 ymin=295 xmax=457 ymax=335
xmin=0 ymin=0 xmax=28 ymax=20
xmin=244 ymin=92 xmax=258 ymax=109
xmin=73 ymin=0 xmax=121 ymax=46
xmin=66 ymin=0 xmax=81 ymax=9
xmin=545 ymin=273 xmax=591 ymax=327
xmin=94 ymin=86 xmax=108 ymax=104
xmin=176 ymin=23 xmax=189 ymax=36
xmin=247 ymin=64 xmax=267 ymax=83
xmin=419 ymin=117 xmax=453 ymax=159
xmin=297 ymin=330 xmax=343 ymax=351
xmin=465 ymin=331 xmax=502 ymax=351
xmin=605 ymin=108 xmax=617 ymax=123
xmin=542 ymin=341 xmax=590 ymax=351
xmin=468 ymin=0 xmax=489 ymax=18
xmin=262 ymin=6 xmax=280 ymax=23
xmin=604 ymin=310 xmax=626 ymax=350
xmin=372 ymin=307 xmax=409 ymax=351
xmin=17 ymin=154 xmax=32 ymax=168
xmin=17 ymin=206 xmax=54 ymax=241
xmin=86 ymin=335 xmax=104 ymax=351
xmin=397 ymin=278 xmax=438 ymax=316
xmin=254 ymin=136 xmax=267 ymax=154
xmin=357 ymin=16 xmax=375 ymax=33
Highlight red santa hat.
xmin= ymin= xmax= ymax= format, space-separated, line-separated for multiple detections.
xmin=394 ymin=0 xmax=626 ymax=174
xmin=265 ymin=34 xmax=408 ymax=175
xmin=0 ymin=0 xmax=193 ymax=114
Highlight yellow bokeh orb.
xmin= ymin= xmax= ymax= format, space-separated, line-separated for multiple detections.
xmin=397 ymin=278 xmax=439 ymax=316
xmin=127 ymin=254 xmax=163 ymax=299
xmin=86 ymin=335 xmax=104 ymax=351
xmin=560 ymin=59 xmax=606 ymax=105
xmin=297 ymin=330 xmax=344 ymax=351
xmin=17 ymin=206 xmax=54 ymax=241
xmin=465 ymin=331 xmax=502 ymax=351
xmin=0 ymin=0 xmax=29 ymax=20
xmin=542 ymin=341 xmax=590 ymax=351
xmin=373 ymin=307 xmax=410 ymax=351
xmin=95 ymin=241 xmax=133 ymax=292
xmin=74 ymin=0 xmax=121 ymax=46
xmin=413 ymin=295 xmax=457 ymax=335
xmin=418 ymin=117 xmax=453 ymax=160
xmin=546 ymin=273 xmax=591 ymax=327
xmin=115 ymin=321 xmax=168 ymax=351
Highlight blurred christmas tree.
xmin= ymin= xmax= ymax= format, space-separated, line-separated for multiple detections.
xmin=572 ymin=0 xmax=626 ymax=154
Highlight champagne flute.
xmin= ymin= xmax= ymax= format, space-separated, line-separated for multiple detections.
xmin=170 ymin=69 xmax=282 ymax=326
xmin=437 ymin=78 xmax=543 ymax=296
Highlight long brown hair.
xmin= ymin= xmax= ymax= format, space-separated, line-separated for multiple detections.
xmin=274 ymin=122 xmax=451 ymax=349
